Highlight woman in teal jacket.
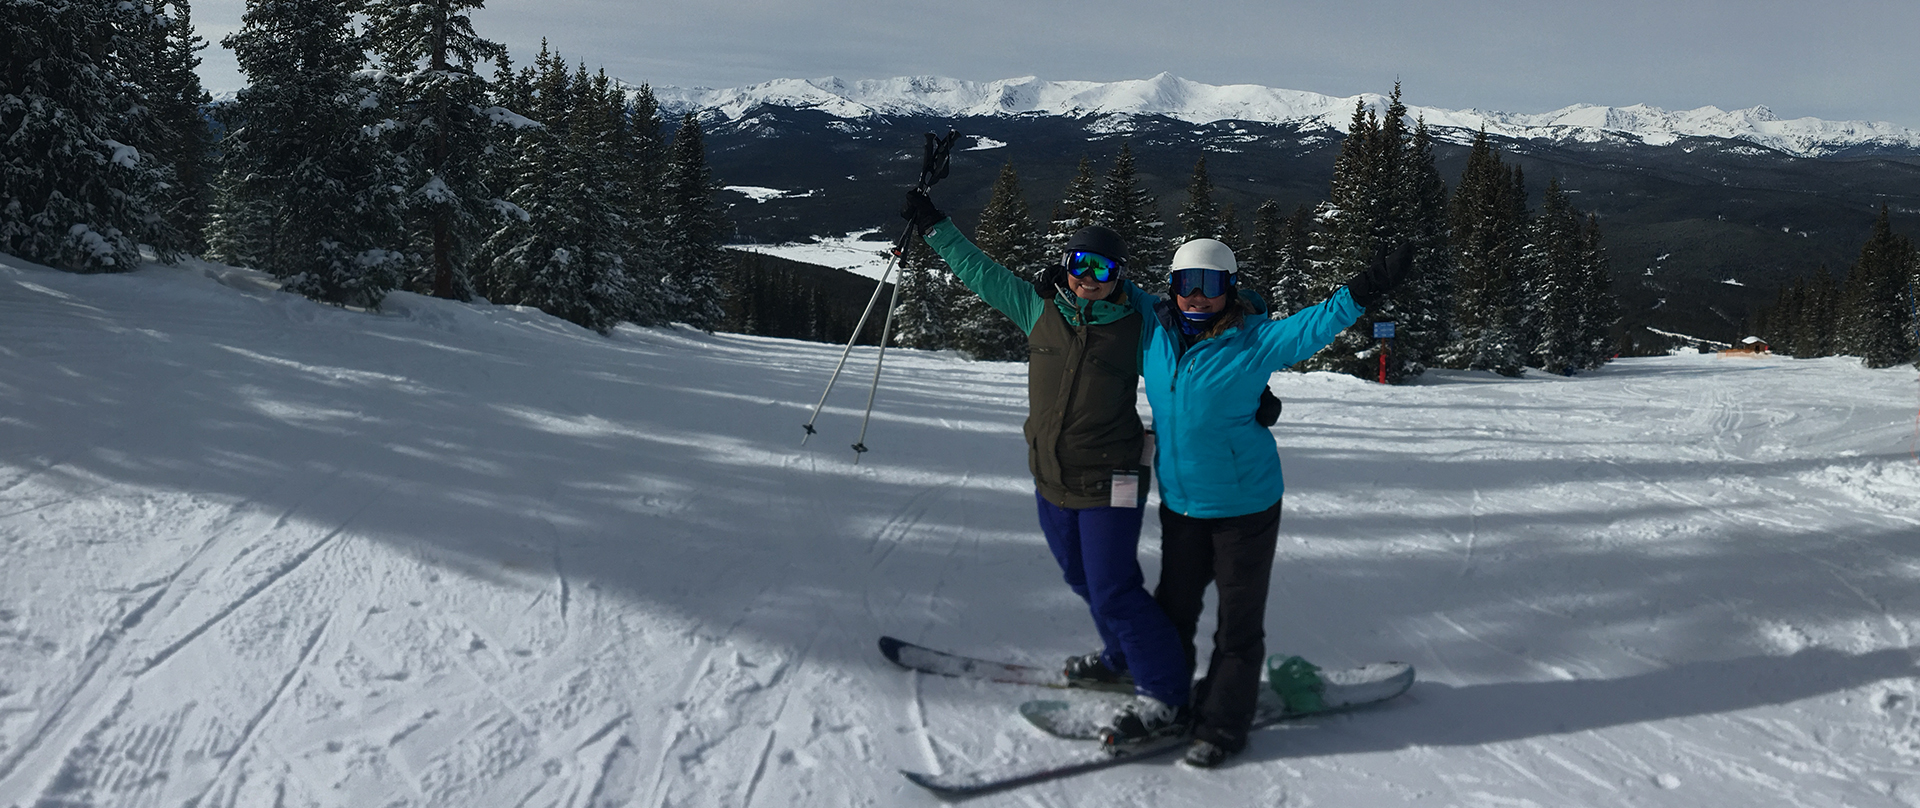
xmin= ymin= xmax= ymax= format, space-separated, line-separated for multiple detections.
xmin=1140 ymin=237 xmax=1409 ymax=767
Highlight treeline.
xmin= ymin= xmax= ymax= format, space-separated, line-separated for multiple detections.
xmin=1749 ymin=205 xmax=1919 ymax=367
xmin=3 ymin=0 xmax=729 ymax=334
xmin=890 ymin=87 xmax=1622 ymax=381
xmin=721 ymin=249 xmax=891 ymax=346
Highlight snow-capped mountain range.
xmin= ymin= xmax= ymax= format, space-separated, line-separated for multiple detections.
xmin=653 ymin=73 xmax=1920 ymax=159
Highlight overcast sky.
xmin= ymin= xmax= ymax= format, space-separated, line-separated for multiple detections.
xmin=192 ymin=0 xmax=1920 ymax=129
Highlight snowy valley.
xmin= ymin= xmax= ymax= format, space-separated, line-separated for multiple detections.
xmin=2 ymin=253 xmax=1919 ymax=807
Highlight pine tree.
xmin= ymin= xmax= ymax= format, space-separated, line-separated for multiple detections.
xmin=126 ymin=0 xmax=214 ymax=255
xmin=1573 ymin=213 xmax=1620 ymax=369
xmin=1217 ymin=202 xmax=1244 ymax=252
xmin=209 ymin=0 xmax=406 ymax=305
xmin=1379 ymin=111 xmax=1455 ymax=381
xmin=616 ymin=83 xmax=676 ymax=325
xmin=1837 ymin=204 xmax=1918 ymax=367
xmin=662 ymin=111 xmax=728 ymax=331
xmin=891 ymin=235 xmax=950 ymax=350
xmin=1046 ymin=156 xmax=1099 ymax=254
xmin=959 ymin=160 xmax=1043 ymax=361
xmin=1178 ymin=156 xmax=1219 ymax=242
xmin=1797 ymin=265 xmax=1839 ymax=358
xmin=1297 ymin=101 xmax=1381 ymax=376
xmin=1295 ymin=88 xmax=1452 ymax=383
xmin=1096 ymin=141 xmax=1168 ymax=293
xmin=1445 ymin=128 xmax=1528 ymax=375
xmin=1526 ymin=177 xmax=1584 ymax=374
xmin=471 ymin=42 xmax=568 ymax=310
xmin=2 ymin=0 xmax=180 ymax=270
xmin=364 ymin=0 xmax=507 ymax=300
xmin=472 ymin=52 xmax=638 ymax=332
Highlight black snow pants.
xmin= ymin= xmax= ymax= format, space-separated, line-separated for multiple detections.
xmin=1153 ymin=498 xmax=1283 ymax=753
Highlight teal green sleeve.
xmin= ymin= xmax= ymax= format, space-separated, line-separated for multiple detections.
xmin=923 ymin=219 xmax=1045 ymax=334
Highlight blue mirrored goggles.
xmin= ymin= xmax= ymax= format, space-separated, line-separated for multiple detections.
xmin=1066 ymin=251 xmax=1122 ymax=283
xmin=1170 ymin=268 xmax=1233 ymax=298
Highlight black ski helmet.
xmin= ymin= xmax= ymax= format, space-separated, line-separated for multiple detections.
xmin=1063 ymin=225 xmax=1129 ymax=265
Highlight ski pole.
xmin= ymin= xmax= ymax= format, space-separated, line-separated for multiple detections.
xmin=851 ymin=259 xmax=908 ymax=462
xmin=801 ymin=226 xmax=911 ymax=445
xmin=799 ymin=129 xmax=959 ymax=451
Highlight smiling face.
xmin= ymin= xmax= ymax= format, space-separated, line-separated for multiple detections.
xmin=1176 ymin=287 xmax=1227 ymax=314
xmin=1068 ymin=271 xmax=1118 ymax=300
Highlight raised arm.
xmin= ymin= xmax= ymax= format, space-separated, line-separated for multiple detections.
xmin=907 ymin=191 xmax=1047 ymax=334
xmin=1244 ymin=244 xmax=1413 ymax=372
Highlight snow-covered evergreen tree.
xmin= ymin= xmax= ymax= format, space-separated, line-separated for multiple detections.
xmin=1216 ymin=202 xmax=1244 ymax=253
xmin=890 ymin=236 xmax=951 ymax=350
xmin=1178 ymin=156 xmax=1219 ymax=243
xmin=364 ymin=0 xmax=507 ymax=300
xmin=1795 ymin=265 xmax=1839 ymax=358
xmin=1296 ymin=88 xmax=1451 ymax=383
xmin=471 ymin=43 xmax=567 ymax=311
xmin=1046 ymin=156 xmax=1099 ymax=254
xmin=125 ymin=0 xmax=214 ymax=255
xmin=1389 ymin=117 xmax=1456 ymax=378
xmin=209 ymin=0 xmax=405 ymax=306
xmin=2 ymin=0 xmax=180 ymax=271
xmin=959 ymin=160 xmax=1042 ymax=361
xmin=1097 ymin=142 xmax=1167 ymax=294
xmin=1837 ymin=204 xmax=1918 ymax=367
xmin=616 ymin=83 xmax=677 ymax=325
xmin=1445 ymin=128 xmax=1528 ymax=376
xmin=1572 ymin=212 xmax=1620 ymax=370
xmin=662 ymin=112 xmax=728 ymax=331
xmin=1526 ymin=178 xmax=1585 ymax=374
xmin=1296 ymin=102 xmax=1381 ymax=376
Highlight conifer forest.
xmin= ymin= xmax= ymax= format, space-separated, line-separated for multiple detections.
xmin=5 ymin=4 xmax=1916 ymax=375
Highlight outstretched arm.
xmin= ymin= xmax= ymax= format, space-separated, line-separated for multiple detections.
xmin=1244 ymin=245 xmax=1412 ymax=372
xmin=913 ymin=201 xmax=1046 ymax=334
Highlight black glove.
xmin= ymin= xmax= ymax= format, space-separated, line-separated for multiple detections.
xmin=1345 ymin=244 xmax=1414 ymax=308
xmin=1032 ymin=263 xmax=1066 ymax=299
xmin=1255 ymin=387 xmax=1283 ymax=427
xmin=900 ymin=188 xmax=947 ymax=234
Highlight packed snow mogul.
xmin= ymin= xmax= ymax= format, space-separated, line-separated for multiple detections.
xmin=1142 ymin=237 xmax=1412 ymax=768
xmin=900 ymin=187 xmax=1194 ymax=745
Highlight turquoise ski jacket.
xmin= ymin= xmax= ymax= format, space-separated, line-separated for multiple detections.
xmin=1142 ymin=288 xmax=1364 ymax=519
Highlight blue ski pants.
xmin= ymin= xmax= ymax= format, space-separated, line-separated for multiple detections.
xmin=1034 ymin=491 xmax=1190 ymax=706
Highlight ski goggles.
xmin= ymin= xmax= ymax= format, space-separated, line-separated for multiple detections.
xmin=1170 ymin=268 xmax=1233 ymax=298
xmin=1065 ymin=251 xmax=1122 ymax=283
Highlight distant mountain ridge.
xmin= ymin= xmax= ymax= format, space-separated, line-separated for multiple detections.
xmin=652 ymin=73 xmax=1920 ymax=159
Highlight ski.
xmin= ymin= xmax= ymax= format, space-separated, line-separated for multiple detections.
xmin=1019 ymin=661 xmax=1416 ymax=740
xmin=900 ymin=733 xmax=1191 ymax=797
xmin=875 ymin=636 xmax=1130 ymax=693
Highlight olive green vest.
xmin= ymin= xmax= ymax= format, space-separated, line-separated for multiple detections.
xmin=1024 ymin=298 xmax=1147 ymax=509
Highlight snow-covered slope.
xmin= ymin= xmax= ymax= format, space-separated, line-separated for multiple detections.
xmin=3 ymin=253 xmax=1919 ymax=806
xmin=652 ymin=73 xmax=1920 ymax=157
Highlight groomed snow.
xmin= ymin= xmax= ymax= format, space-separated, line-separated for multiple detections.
xmin=2 ymin=253 xmax=1918 ymax=807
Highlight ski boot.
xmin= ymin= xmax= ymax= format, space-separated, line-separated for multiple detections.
xmin=1063 ymin=652 xmax=1135 ymax=693
xmin=1097 ymin=695 xmax=1190 ymax=750
xmin=1183 ymin=738 xmax=1233 ymax=768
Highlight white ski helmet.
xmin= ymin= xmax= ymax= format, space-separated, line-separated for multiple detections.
xmin=1170 ymin=238 xmax=1237 ymax=275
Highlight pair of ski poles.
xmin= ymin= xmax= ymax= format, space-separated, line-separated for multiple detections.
xmin=800 ymin=130 xmax=960 ymax=463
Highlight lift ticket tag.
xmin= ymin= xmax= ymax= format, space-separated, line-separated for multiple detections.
xmin=1110 ymin=469 xmax=1140 ymax=508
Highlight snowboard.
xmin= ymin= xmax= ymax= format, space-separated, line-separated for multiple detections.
xmin=1018 ymin=660 xmax=1416 ymax=740
xmin=879 ymin=637 xmax=1416 ymax=797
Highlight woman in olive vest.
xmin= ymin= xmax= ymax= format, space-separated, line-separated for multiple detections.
xmin=901 ymin=188 xmax=1191 ymax=743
